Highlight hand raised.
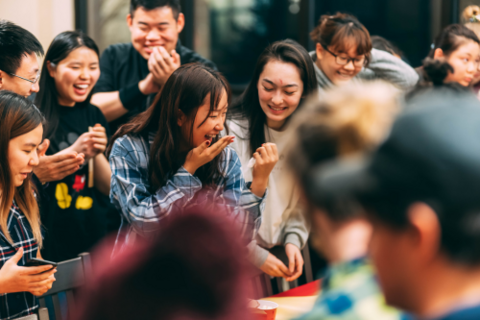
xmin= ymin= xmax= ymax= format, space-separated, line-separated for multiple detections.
xmin=148 ymin=46 xmax=181 ymax=86
xmin=252 ymin=143 xmax=278 ymax=182
xmin=33 ymin=152 xmax=84 ymax=183
xmin=183 ymin=136 xmax=235 ymax=175
xmin=0 ymin=248 xmax=57 ymax=296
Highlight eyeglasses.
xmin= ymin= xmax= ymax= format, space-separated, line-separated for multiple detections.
xmin=322 ymin=44 xmax=366 ymax=67
xmin=7 ymin=72 xmax=40 ymax=84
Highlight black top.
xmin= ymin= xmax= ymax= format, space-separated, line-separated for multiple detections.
xmin=94 ymin=40 xmax=217 ymax=133
xmin=40 ymin=103 xmax=119 ymax=262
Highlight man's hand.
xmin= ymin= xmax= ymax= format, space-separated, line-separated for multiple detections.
xmin=33 ymin=149 xmax=85 ymax=184
xmin=285 ymin=243 xmax=304 ymax=282
xmin=149 ymin=46 xmax=181 ymax=87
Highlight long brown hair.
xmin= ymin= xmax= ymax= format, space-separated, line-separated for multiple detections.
xmin=0 ymin=91 xmax=44 ymax=246
xmin=109 ymin=63 xmax=231 ymax=190
xmin=228 ymin=39 xmax=318 ymax=154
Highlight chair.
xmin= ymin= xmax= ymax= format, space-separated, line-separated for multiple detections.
xmin=38 ymin=253 xmax=92 ymax=320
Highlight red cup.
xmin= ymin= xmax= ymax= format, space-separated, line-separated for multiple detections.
xmin=249 ymin=300 xmax=278 ymax=320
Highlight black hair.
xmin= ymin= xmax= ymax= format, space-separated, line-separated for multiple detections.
xmin=428 ymin=24 xmax=480 ymax=58
xmin=0 ymin=20 xmax=44 ymax=74
xmin=34 ymin=31 xmax=99 ymax=140
xmin=130 ymin=0 xmax=181 ymax=19
xmin=371 ymin=35 xmax=403 ymax=58
xmin=228 ymin=39 xmax=317 ymax=154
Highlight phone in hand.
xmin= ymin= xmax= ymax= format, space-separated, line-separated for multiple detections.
xmin=25 ymin=258 xmax=58 ymax=268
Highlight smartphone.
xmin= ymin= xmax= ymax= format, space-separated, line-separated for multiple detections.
xmin=25 ymin=258 xmax=58 ymax=268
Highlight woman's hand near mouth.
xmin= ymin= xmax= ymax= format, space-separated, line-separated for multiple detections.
xmin=183 ymin=135 xmax=235 ymax=175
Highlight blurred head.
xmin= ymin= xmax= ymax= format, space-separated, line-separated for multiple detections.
xmin=0 ymin=20 xmax=43 ymax=97
xmin=229 ymin=39 xmax=317 ymax=153
xmin=371 ymin=35 xmax=403 ymax=59
xmin=35 ymin=31 xmax=100 ymax=139
xmin=110 ymin=63 xmax=230 ymax=189
xmin=463 ymin=6 xmax=480 ymax=85
xmin=73 ymin=208 xmax=251 ymax=320
xmin=311 ymin=91 xmax=480 ymax=313
xmin=429 ymin=24 xmax=480 ymax=86
xmin=127 ymin=0 xmax=184 ymax=60
xmin=311 ymin=13 xmax=372 ymax=86
xmin=0 ymin=90 xmax=44 ymax=246
xmin=287 ymin=81 xmax=399 ymax=260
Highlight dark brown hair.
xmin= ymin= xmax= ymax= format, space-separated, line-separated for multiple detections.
xmin=0 ymin=91 xmax=44 ymax=246
xmin=109 ymin=63 xmax=230 ymax=190
xmin=428 ymin=24 xmax=480 ymax=58
xmin=310 ymin=13 xmax=372 ymax=65
xmin=228 ymin=39 xmax=317 ymax=154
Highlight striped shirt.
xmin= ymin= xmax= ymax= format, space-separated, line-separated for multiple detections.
xmin=0 ymin=201 xmax=39 ymax=320
xmin=109 ymin=132 xmax=265 ymax=253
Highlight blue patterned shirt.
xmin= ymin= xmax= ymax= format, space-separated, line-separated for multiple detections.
xmin=109 ymin=132 xmax=265 ymax=253
xmin=0 ymin=201 xmax=40 ymax=320
xmin=296 ymin=257 xmax=402 ymax=320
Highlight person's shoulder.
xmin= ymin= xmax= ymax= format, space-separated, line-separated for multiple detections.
xmin=178 ymin=42 xmax=217 ymax=69
xmin=227 ymin=118 xmax=250 ymax=135
xmin=111 ymin=133 xmax=147 ymax=157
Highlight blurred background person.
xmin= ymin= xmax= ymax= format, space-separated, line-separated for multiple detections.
xmin=417 ymin=24 xmax=480 ymax=87
xmin=227 ymin=39 xmax=317 ymax=284
xmin=35 ymin=31 xmax=117 ymax=262
xmin=287 ymin=81 xmax=401 ymax=319
xmin=92 ymin=0 xmax=216 ymax=134
xmin=463 ymin=5 xmax=480 ymax=98
xmin=371 ymin=35 xmax=404 ymax=60
xmin=309 ymin=13 xmax=418 ymax=92
xmin=72 ymin=207 xmax=253 ymax=320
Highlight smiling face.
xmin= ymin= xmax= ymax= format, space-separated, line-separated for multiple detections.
xmin=440 ymin=40 xmax=480 ymax=86
xmin=48 ymin=47 xmax=100 ymax=107
xmin=257 ymin=60 xmax=304 ymax=130
xmin=8 ymin=124 xmax=43 ymax=187
xmin=178 ymin=91 xmax=228 ymax=150
xmin=127 ymin=6 xmax=185 ymax=60
xmin=0 ymin=52 xmax=40 ymax=97
xmin=316 ymin=40 xmax=365 ymax=86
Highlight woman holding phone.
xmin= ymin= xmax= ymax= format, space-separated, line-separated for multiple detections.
xmin=0 ymin=91 xmax=56 ymax=319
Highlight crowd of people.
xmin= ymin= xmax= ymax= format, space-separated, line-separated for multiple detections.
xmin=2 ymin=0 xmax=480 ymax=319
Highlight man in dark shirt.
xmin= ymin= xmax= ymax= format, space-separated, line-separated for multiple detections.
xmin=92 ymin=0 xmax=216 ymax=133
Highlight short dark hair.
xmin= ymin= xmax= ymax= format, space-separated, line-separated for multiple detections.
xmin=371 ymin=35 xmax=403 ymax=57
xmin=428 ymin=24 xmax=480 ymax=58
xmin=0 ymin=20 xmax=44 ymax=74
xmin=130 ymin=0 xmax=181 ymax=20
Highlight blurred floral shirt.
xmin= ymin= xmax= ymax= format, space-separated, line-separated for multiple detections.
xmin=295 ymin=257 xmax=402 ymax=320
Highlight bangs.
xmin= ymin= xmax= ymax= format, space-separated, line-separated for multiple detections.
xmin=331 ymin=30 xmax=372 ymax=57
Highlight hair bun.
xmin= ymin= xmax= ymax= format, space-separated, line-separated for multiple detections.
xmin=422 ymin=58 xmax=453 ymax=86
xmin=463 ymin=5 xmax=480 ymax=23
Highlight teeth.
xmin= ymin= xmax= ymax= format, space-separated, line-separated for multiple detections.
xmin=75 ymin=84 xmax=88 ymax=89
xmin=270 ymin=106 xmax=284 ymax=111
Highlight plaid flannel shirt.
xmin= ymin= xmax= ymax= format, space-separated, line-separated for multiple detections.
xmin=109 ymin=133 xmax=265 ymax=252
xmin=0 ymin=201 xmax=39 ymax=320
xmin=296 ymin=257 xmax=402 ymax=320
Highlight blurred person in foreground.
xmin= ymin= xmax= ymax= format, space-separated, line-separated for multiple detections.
xmin=72 ymin=207 xmax=252 ymax=320
xmin=309 ymin=87 xmax=480 ymax=319
xmin=287 ymin=81 xmax=402 ymax=319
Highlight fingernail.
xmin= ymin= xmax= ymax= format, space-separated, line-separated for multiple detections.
xmin=206 ymin=141 xmax=210 ymax=146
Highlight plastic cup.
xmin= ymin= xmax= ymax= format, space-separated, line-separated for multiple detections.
xmin=249 ymin=300 xmax=278 ymax=320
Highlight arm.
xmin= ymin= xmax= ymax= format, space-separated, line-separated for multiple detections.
xmin=360 ymin=48 xmax=419 ymax=90
xmin=94 ymin=154 xmax=111 ymax=196
xmin=283 ymin=207 xmax=310 ymax=250
xmin=219 ymin=148 xmax=265 ymax=242
xmin=109 ymin=139 xmax=203 ymax=238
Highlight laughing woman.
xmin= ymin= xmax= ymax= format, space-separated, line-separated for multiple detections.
xmin=0 ymin=91 xmax=56 ymax=319
xmin=34 ymin=31 xmax=116 ymax=262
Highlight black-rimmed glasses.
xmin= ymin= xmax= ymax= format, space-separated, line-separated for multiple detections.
xmin=7 ymin=72 xmax=40 ymax=84
xmin=322 ymin=44 xmax=366 ymax=67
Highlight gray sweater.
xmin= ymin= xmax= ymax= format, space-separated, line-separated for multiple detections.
xmin=310 ymin=48 xmax=419 ymax=92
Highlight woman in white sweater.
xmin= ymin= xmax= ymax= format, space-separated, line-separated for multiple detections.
xmin=227 ymin=40 xmax=317 ymax=282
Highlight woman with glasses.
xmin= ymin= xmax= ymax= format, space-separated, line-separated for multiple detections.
xmin=227 ymin=40 xmax=317 ymax=283
xmin=310 ymin=13 xmax=418 ymax=91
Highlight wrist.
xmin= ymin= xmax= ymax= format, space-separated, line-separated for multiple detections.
xmin=183 ymin=163 xmax=197 ymax=175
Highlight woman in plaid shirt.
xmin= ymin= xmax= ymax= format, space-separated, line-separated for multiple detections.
xmin=0 ymin=91 xmax=57 ymax=319
xmin=108 ymin=64 xmax=275 ymax=253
